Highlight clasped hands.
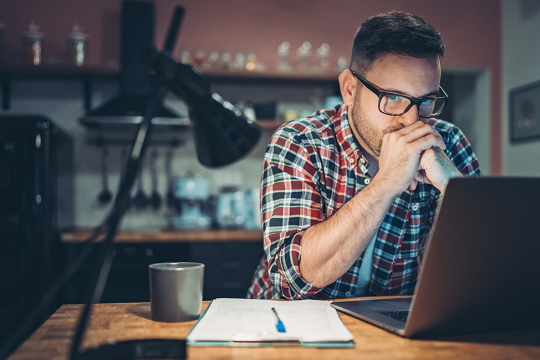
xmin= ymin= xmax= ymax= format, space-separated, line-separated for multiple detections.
xmin=377 ymin=121 xmax=462 ymax=195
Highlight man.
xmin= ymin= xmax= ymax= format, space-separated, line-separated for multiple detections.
xmin=247 ymin=11 xmax=481 ymax=300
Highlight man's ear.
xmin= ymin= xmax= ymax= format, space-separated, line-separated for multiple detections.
xmin=338 ymin=70 xmax=357 ymax=107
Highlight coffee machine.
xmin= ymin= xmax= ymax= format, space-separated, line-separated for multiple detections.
xmin=168 ymin=176 xmax=211 ymax=229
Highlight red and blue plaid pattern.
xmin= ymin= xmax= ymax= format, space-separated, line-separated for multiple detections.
xmin=247 ymin=103 xmax=481 ymax=300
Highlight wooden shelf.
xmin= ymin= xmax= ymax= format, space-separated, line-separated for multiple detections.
xmin=0 ymin=64 xmax=119 ymax=110
xmin=0 ymin=64 xmax=338 ymax=113
xmin=0 ymin=64 xmax=338 ymax=83
xmin=61 ymin=229 xmax=263 ymax=244
xmin=206 ymin=69 xmax=340 ymax=86
xmin=0 ymin=64 xmax=119 ymax=80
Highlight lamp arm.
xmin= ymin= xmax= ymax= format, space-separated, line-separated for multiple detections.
xmin=1 ymin=5 xmax=259 ymax=359
xmin=69 ymin=76 xmax=169 ymax=360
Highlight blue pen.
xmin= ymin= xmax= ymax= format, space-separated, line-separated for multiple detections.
xmin=271 ymin=307 xmax=286 ymax=333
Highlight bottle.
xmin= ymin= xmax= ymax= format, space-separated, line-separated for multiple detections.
xmin=22 ymin=22 xmax=45 ymax=66
xmin=66 ymin=24 xmax=88 ymax=66
xmin=233 ymin=52 xmax=246 ymax=71
xmin=338 ymin=56 xmax=348 ymax=73
xmin=296 ymin=41 xmax=312 ymax=73
xmin=277 ymin=41 xmax=293 ymax=73
xmin=315 ymin=43 xmax=330 ymax=73
xmin=245 ymin=52 xmax=258 ymax=71
xmin=180 ymin=50 xmax=191 ymax=64
xmin=207 ymin=51 xmax=219 ymax=70
xmin=221 ymin=52 xmax=232 ymax=70
xmin=194 ymin=49 xmax=205 ymax=69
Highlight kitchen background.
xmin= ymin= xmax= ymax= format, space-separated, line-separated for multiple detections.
xmin=2 ymin=0 xmax=540 ymax=350
xmin=0 ymin=1 xmax=502 ymax=233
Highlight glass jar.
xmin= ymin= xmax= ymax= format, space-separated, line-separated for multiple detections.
xmin=22 ymin=22 xmax=44 ymax=66
xmin=66 ymin=24 xmax=88 ymax=66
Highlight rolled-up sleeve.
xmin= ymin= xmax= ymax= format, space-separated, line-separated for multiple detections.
xmin=261 ymin=128 xmax=325 ymax=299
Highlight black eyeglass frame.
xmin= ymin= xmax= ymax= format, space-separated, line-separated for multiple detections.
xmin=350 ymin=70 xmax=449 ymax=118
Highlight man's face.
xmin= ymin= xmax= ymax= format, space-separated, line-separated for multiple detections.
xmin=348 ymin=55 xmax=441 ymax=158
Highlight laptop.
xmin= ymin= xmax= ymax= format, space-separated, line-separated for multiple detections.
xmin=331 ymin=177 xmax=540 ymax=338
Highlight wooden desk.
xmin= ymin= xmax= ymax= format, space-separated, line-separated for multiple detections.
xmin=8 ymin=298 xmax=540 ymax=360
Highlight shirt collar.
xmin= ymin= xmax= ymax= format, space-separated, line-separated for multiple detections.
xmin=331 ymin=103 xmax=370 ymax=174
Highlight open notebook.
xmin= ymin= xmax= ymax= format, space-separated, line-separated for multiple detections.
xmin=187 ymin=298 xmax=354 ymax=347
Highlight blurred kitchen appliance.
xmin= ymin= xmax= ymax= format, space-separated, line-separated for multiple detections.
xmin=243 ymin=187 xmax=261 ymax=230
xmin=169 ymin=177 xmax=211 ymax=229
xmin=0 ymin=114 xmax=73 ymax=346
xmin=215 ymin=187 xmax=245 ymax=229
xmin=215 ymin=187 xmax=261 ymax=230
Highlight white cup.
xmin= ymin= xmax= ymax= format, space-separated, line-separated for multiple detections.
xmin=149 ymin=262 xmax=204 ymax=322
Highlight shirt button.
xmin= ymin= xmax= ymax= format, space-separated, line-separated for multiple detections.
xmin=345 ymin=292 xmax=352 ymax=297
xmin=412 ymin=203 xmax=419 ymax=211
xmin=360 ymin=158 xmax=366 ymax=164
xmin=349 ymin=158 xmax=354 ymax=164
xmin=364 ymin=178 xmax=371 ymax=185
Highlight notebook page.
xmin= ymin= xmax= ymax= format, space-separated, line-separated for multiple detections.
xmin=187 ymin=298 xmax=353 ymax=343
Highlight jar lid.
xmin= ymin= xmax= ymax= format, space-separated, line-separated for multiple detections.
xmin=22 ymin=22 xmax=44 ymax=41
xmin=67 ymin=23 xmax=88 ymax=41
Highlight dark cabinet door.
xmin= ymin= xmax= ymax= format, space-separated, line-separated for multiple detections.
xmin=63 ymin=241 xmax=263 ymax=303
xmin=190 ymin=241 xmax=263 ymax=300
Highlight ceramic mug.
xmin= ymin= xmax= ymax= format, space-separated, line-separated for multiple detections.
xmin=149 ymin=262 xmax=204 ymax=322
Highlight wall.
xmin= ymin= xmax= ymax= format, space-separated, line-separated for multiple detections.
xmin=448 ymin=70 xmax=491 ymax=176
xmin=502 ymin=0 xmax=540 ymax=175
xmin=0 ymin=0 xmax=502 ymax=229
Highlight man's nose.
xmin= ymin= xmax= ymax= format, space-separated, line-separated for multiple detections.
xmin=397 ymin=104 xmax=421 ymax=126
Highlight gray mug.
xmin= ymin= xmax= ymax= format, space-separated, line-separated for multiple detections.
xmin=149 ymin=262 xmax=204 ymax=322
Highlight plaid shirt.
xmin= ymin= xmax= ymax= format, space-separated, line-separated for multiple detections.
xmin=247 ymin=103 xmax=481 ymax=300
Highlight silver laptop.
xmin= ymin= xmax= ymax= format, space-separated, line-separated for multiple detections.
xmin=331 ymin=177 xmax=540 ymax=338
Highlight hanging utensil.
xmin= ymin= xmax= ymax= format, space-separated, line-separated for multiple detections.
xmin=150 ymin=149 xmax=162 ymax=210
xmin=132 ymin=157 xmax=148 ymax=209
xmin=119 ymin=146 xmax=127 ymax=187
xmin=165 ymin=149 xmax=176 ymax=208
xmin=97 ymin=146 xmax=112 ymax=205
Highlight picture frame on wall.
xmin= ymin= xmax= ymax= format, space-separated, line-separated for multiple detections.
xmin=509 ymin=79 xmax=540 ymax=143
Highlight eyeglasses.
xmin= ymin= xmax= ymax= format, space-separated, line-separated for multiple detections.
xmin=350 ymin=70 xmax=449 ymax=118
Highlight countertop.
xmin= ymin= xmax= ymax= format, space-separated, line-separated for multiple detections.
xmin=60 ymin=229 xmax=264 ymax=244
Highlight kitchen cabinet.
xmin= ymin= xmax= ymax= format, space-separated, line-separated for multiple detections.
xmin=61 ymin=230 xmax=263 ymax=303
xmin=190 ymin=241 xmax=263 ymax=300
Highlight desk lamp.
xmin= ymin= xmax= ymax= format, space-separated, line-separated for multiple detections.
xmin=0 ymin=6 xmax=260 ymax=360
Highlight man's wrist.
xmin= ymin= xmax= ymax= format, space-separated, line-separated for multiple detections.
xmin=368 ymin=175 xmax=404 ymax=201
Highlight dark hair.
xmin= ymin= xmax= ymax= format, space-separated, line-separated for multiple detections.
xmin=350 ymin=11 xmax=445 ymax=75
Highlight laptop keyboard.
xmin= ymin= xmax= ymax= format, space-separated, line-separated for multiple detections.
xmin=380 ymin=310 xmax=409 ymax=322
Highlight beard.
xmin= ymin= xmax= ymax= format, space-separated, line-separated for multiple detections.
xmin=350 ymin=90 xmax=403 ymax=156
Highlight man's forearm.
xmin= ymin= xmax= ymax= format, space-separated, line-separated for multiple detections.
xmin=299 ymin=177 xmax=397 ymax=288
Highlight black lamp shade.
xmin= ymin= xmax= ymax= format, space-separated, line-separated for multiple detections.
xmin=188 ymin=93 xmax=261 ymax=167
xmin=143 ymin=48 xmax=261 ymax=167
